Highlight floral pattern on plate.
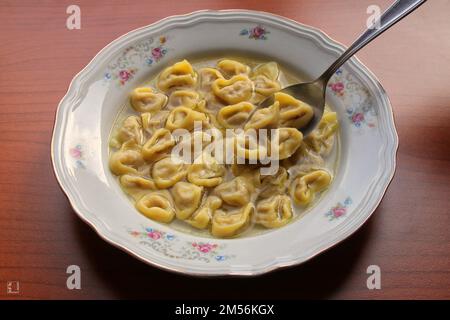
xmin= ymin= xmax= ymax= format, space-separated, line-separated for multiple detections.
xmin=128 ymin=226 xmax=235 ymax=263
xmin=239 ymin=25 xmax=270 ymax=40
xmin=325 ymin=197 xmax=352 ymax=221
xmin=328 ymin=68 xmax=377 ymax=129
xmin=104 ymin=36 xmax=169 ymax=85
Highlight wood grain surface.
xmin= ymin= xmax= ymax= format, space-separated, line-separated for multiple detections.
xmin=0 ymin=0 xmax=449 ymax=300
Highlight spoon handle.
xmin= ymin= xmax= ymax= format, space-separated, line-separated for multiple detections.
xmin=319 ymin=0 xmax=427 ymax=83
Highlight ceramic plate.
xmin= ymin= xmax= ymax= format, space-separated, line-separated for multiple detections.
xmin=51 ymin=10 xmax=398 ymax=276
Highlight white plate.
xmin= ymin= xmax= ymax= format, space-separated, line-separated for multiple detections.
xmin=51 ymin=10 xmax=398 ymax=276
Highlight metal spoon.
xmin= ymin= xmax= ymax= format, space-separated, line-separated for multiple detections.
xmin=257 ymin=0 xmax=427 ymax=137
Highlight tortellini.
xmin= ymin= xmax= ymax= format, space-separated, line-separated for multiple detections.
xmin=244 ymin=101 xmax=280 ymax=130
xmin=213 ymin=176 xmax=255 ymax=207
xmin=142 ymin=128 xmax=175 ymax=161
xmin=109 ymin=57 xmax=339 ymax=238
xmin=304 ymin=110 xmax=338 ymax=155
xmin=151 ymin=157 xmax=188 ymax=189
xmin=184 ymin=196 xmax=221 ymax=229
xmin=217 ymin=102 xmax=255 ymax=128
xmin=171 ymin=181 xmax=203 ymax=219
xmin=256 ymin=195 xmax=293 ymax=228
xmin=110 ymin=115 xmax=143 ymax=148
xmin=120 ymin=174 xmax=156 ymax=200
xmin=109 ymin=142 xmax=144 ymax=175
xmin=259 ymin=167 xmax=288 ymax=198
xmin=212 ymin=203 xmax=253 ymax=238
xmin=217 ymin=59 xmax=250 ymax=78
xmin=158 ymin=59 xmax=197 ymax=91
xmin=167 ymin=90 xmax=200 ymax=110
xmin=130 ymin=87 xmax=168 ymax=113
xmin=291 ymin=169 xmax=332 ymax=206
xmin=165 ymin=106 xmax=209 ymax=132
xmin=212 ymin=75 xmax=253 ymax=104
xmin=187 ymin=153 xmax=225 ymax=187
xmin=135 ymin=191 xmax=175 ymax=223
xmin=271 ymin=128 xmax=303 ymax=160
xmin=275 ymin=92 xmax=314 ymax=128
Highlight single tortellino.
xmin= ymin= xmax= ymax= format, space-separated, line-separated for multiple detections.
xmin=252 ymin=62 xmax=279 ymax=80
xmin=211 ymin=203 xmax=253 ymax=238
xmin=304 ymin=110 xmax=338 ymax=155
xmin=157 ymin=59 xmax=197 ymax=91
xmin=141 ymin=110 xmax=170 ymax=134
xmin=111 ymin=115 xmax=143 ymax=148
xmin=256 ymin=195 xmax=293 ymax=228
xmin=275 ymin=92 xmax=314 ymax=128
xmin=187 ymin=153 xmax=226 ymax=187
xmin=171 ymin=181 xmax=203 ymax=220
xmin=217 ymin=102 xmax=255 ymax=128
xmin=165 ymin=106 xmax=208 ymax=132
xmin=217 ymin=59 xmax=250 ymax=78
xmin=120 ymin=174 xmax=156 ymax=200
xmin=259 ymin=167 xmax=288 ymax=198
xmin=213 ymin=176 xmax=255 ymax=207
xmin=109 ymin=142 xmax=144 ymax=175
xmin=253 ymin=75 xmax=281 ymax=97
xmin=142 ymin=128 xmax=175 ymax=161
xmin=151 ymin=157 xmax=188 ymax=189
xmin=271 ymin=128 xmax=303 ymax=160
xmin=167 ymin=90 xmax=200 ymax=110
xmin=135 ymin=191 xmax=175 ymax=223
xmin=244 ymin=101 xmax=279 ymax=130
xmin=186 ymin=196 xmax=222 ymax=229
xmin=130 ymin=87 xmax=168 ymax=113
xmin=212 ymin=75 xmax=253 ymax=105
xmin=198 ymin=67 xmax=224 ymax=91
xmin=291 ymin=169 xmax=332 ymax=206
xmin=235 ymin=131 xmax=268 ymax=161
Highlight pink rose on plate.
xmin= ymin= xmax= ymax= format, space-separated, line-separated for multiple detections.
xmin=251 ymin=26 xmax=265 ymax=38
xmin=352 ymin=112 xmax=365 ymax=123
xmin=69 ymin=148 xmax=81 ymax=159
xmin=332 ymin=207 xmax=346 ymax=218
xmin=119 ymin=70 xmax=130 ymax=81
xmin=148 ymin=231 xmax=161 ymax=240
xmin=198 ymin=244 xmax=214 ymax=253
xmin=330 ymin=82 xmax=344 ymax=93
xmin=152 ymin=47 xmax=163 ymax=60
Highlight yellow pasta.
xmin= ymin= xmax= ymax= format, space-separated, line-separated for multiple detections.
xmin=186 ymin=196 xmax=222 ymax=229
xmin=109 ymin=57 xmax=339 ymax=237
xmin=157 ymin=59 xmax=197 ymax=91
xmin=217 ymin=102 xmax=255 ymax=129
xmin=271 ymin=127 xmax=303 ymax=160
xmin=217 ymin=59 xmax=250 ymax=78
xmin=212 ymin=203 xmax=253 ymax=238
xmin=244 ymin=101 xmax=280 ymax=130
xmin=187 ymin=152 xmax=225 ymax=187
xmin=109 ymin=142 xmax=144 ymax=175
xmin=151 ymin=157 xmax=188 ymax=189
xmin=165 ymin=106 xmax=208 ymax=132
xmin=291 ymin=169 xmax=332 ymax=206
xmin=171 ymin=181 xmax=203 ymax=220
xmin=212 ymin=75 xmax=253 ymax=104
xmin=213 ymin=176 xmax=255 ymax=207
xmin=130 ymin=87 xmax=168 ymax=113
xmin=275 ymin=92 xmax=314 ymax=128
xmin=135 ymin=191 xmax=175 ymax=223
xmin=120 ymin=174 xmax=156 ymax=200
xmin=256 ymin=195 xmax=293 ymax=228
xmin=142 ymin=128 xmax=175 ymax=161
xmin=167 ymin=90 xmax=200 ymax=110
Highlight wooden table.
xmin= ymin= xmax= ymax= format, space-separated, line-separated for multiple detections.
xmin=0 ymin=0 xmax=449 ymax=300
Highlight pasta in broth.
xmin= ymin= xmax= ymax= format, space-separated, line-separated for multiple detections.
xmin=109 ymin=56 xmax=339 ymax=238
